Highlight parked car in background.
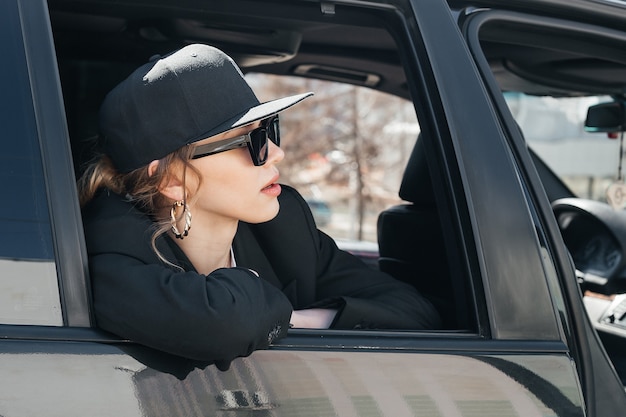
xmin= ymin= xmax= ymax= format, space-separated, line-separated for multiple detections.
xmin=4 ymin=0 xmax=626 ymax=415
xmin=305 ymin=198 xmax=333 ymax=227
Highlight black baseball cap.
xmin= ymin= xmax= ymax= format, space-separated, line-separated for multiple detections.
xmin=99 ymin=44 xmax=312 ymax=172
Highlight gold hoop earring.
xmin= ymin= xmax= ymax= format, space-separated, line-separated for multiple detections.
xmin=170 ymin=200 xmax=192 ymax=239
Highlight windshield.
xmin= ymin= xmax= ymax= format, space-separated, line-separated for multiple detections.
xmin=505 ymin=92 xmax=622 ymax=202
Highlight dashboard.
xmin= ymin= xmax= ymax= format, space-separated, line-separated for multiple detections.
xmin=564 ymin=215 xmax=623 ymax=277
xmin=554 ymin=198 xmax=626 ymax=293
xmin=555 ymin=198 xmax=626 ymax=363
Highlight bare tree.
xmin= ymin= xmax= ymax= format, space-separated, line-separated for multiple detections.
xmin=246 ymin=73 xmax=418 ymax=241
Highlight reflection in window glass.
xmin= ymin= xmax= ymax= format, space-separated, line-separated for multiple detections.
xmin=1 ymin=143 xmax=54 ymax=260
xmin=1 ymin=15 xmax=54 ymax=261
xmin=247 ymin=73 xmax=419 ymax=244
xmin=0 ymin=259 xmax=61 ymax=325
xmin=0 ymin=12 xmax=62 ymax=325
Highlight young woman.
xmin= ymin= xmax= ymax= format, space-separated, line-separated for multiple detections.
xmin=79 ymin=44 xmax=440 ymax=367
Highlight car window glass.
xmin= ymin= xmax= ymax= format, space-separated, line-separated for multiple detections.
xmin=246 ymin=73 xmax=419 ymax=245
xmin=0 ymin=14 xmax=62 ymax=326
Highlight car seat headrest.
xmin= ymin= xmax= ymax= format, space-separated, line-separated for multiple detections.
xmin=398 ymin=133 xmax=435 ymax=205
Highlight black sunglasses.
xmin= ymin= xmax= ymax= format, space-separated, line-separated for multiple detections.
xmin=191 ymin=116 xmax=280 ymax=166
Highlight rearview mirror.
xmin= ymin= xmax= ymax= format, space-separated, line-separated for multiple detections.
xmin=585 ymin=101 xmax=626 ymax=133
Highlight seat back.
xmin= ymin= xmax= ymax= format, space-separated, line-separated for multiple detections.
xmin=377 ymin=135 xmax=456 ymax=328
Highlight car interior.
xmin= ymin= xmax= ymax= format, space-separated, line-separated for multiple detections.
xmin=50 ymin=0 xmax=477 ymax=333
xmin=48 ymin=0 xmax=626 ymax=383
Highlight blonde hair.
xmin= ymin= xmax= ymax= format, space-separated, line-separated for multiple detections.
xmin=77 ymin=145 xmax=200 ymax=267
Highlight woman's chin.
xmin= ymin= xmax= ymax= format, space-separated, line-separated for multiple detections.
xmin=245 ymin=202 xmax=280 ymax=224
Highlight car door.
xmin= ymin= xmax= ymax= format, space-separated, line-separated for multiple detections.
xmin=456 ymin=4 xmax=626 ymax=416
xmin=0 ymin=0 xmax=595 ymax=415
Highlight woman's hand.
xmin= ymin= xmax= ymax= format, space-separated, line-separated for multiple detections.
xmin=290 ymin=308 xmax=338 ymax=329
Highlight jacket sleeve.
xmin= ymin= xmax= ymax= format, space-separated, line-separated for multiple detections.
xmin=83 ymin=192 xmax=293 ymax=363
xmin=250 ymin=186 xmax=442 ymax=330
xmin=312 ymin=230 xmax=442 ymax=330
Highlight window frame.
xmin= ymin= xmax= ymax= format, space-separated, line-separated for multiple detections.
xmin=406 ymin=0 xmax=563 ymax=341
xmin=10 ymin=0 xmax=564 ymax=344
xmin=16 ymin=0 xmax=92 ymax=327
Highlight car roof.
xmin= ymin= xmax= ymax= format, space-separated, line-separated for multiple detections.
xmin=49 ymin=0 xmax=626 ymax=101
xmin=49 ymin=0 xmax=408 ymax=98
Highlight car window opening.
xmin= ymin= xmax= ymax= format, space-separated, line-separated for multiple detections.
xmin=54 ymin=10 xmax=476 ymax=340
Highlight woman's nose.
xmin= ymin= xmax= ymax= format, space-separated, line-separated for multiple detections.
xmin=267 ymin=140 xmax=284 ymax=165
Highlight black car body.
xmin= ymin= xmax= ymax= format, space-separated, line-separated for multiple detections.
xmin=3 ymin=0 xmax=626 ymax=415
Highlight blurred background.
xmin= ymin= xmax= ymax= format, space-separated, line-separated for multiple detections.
xmin=247 ymin=73 xmax=419 ymax=244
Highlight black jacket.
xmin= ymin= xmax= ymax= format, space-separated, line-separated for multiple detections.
xmin=82 ymin=185 xmax=440 ymax=363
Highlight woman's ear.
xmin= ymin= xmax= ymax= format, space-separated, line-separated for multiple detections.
xmin=147 ymin=160 xmax=160 ymax=178
xmin=148 ymin=160 xmax=185 ymax=202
